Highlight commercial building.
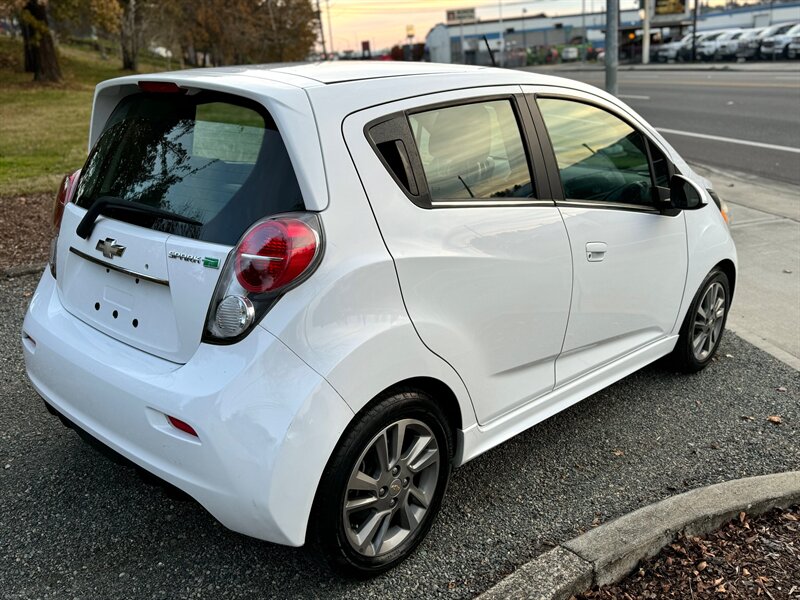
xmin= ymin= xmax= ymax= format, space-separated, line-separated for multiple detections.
xmin=425 ymin=1 xmax=800 ymax=65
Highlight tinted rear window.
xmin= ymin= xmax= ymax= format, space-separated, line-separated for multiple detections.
xmin=74 ymin=91 xmax=304 ymax=245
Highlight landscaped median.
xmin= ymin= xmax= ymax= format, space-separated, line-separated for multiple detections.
xmin=478 ymin=472 xmax=800 ymax=600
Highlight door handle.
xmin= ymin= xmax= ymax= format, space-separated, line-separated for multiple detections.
xmin=586 ymin=242 xmax=607 ymax=262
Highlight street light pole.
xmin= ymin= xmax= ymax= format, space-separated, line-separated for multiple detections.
xmin=605 ymin=0 xmax=619 ymax=95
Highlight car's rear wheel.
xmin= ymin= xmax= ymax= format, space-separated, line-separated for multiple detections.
xmin=672 ymin=268 xmax=730 ymax=373
xmin=309 ymin=389 xmax=453 ymax=577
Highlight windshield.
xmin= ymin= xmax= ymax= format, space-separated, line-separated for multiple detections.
xmin=74 ymin=90 xmax=304 ymax=245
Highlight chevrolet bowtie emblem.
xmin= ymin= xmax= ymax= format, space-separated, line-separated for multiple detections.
xmin=95 ymin=238 xmax=126 ymax=259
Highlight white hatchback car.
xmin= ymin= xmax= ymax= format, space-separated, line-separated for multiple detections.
xmin=22 ymin=62 xmax=735 ymax=575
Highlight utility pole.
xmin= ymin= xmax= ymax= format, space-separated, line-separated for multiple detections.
xmin=522 ymin=8 xmax=527 ymax=62
xmin=326 ymin=0 xmax=335 ymax=57
xmin=692 ymin=0 xmax=699 ymax=61
xmin=498 ymin=0 xmax=504 ymax=67
xmin=460 ymin=18 xmax=465 ymax=63
xmin=642 ymin=0 xmax=650 ymax=64
xmin=581 ymin=0 xmax=587 ymax=61
xmin=605 ymin=0 xmax=619 ymax=95
xmin=315 ymin=0 xmax=327 ymax=58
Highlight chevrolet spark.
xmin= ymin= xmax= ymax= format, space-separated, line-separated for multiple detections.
xmin=22 ymin=62 xmax=736 ymax=576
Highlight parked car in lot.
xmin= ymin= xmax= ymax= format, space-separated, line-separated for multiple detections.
xmin=738 ymin=22 xmax=796 ymax=59
xmin=711 ymin=29 xmax=748 ymax=60
xmin=697 ymin=29 xmax=742 ymax=61
xmin=657 ymin=32 xmax=696 ymax=62
xmin=22 ymin=63 xmax=736 ymax=576
xmin=678 ymin=30 xmax=728 ymax=61
xmin=760 ymin=22 xmax=800 ymax=58
xmin=732 ymin=27 xmax=766 ymax=59
xmin=789 ymin=28 xmax=800 ymax=58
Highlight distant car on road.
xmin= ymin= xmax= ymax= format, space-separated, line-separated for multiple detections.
xmin=23 ymin=62 xmax=736 ymax=576
xmin=760 ymin=22 xmax=800 ymax=59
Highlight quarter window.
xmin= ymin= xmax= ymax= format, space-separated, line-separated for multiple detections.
xmin=538 ymin=98 xmax=657 ymax=206
xmin=408 ymin=100 xmax=534 ymax=201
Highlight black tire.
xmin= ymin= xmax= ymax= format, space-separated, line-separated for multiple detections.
xmin=671 ymin=268 xmax=731 ymax=373
xmin=308 ymin=389 xmax=453 ymax=577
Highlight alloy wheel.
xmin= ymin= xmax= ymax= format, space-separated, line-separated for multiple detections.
xmin=692 ymin=281 xmax=726 ymax=361
xmin=342 ymin=418 xmax=440 ymax=557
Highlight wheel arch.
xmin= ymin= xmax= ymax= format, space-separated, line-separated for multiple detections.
xmin=715 ymin=258 xmax=736 ymax=301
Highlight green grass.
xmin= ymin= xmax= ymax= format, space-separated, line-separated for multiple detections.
xmin=0 ymin=36 xmax=169 ymax=197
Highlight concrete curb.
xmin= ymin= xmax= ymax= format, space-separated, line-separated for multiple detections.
xmin=478 ymin=471 xmax=800 ymax=600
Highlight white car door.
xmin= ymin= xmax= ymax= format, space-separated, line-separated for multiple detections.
xmin=523 ymin=89 xmax=688 ymax=386
xmin=343 ymin=87 xmax=572 ymax=424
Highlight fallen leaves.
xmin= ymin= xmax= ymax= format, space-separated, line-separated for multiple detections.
xmin=575 ymin=505 xmax=800 ymax=599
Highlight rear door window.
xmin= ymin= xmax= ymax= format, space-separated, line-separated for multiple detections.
xmin=408 ymin=100 xmax=534 ymax=201
xmin=73 ymin=91 xmax=304 ymax=245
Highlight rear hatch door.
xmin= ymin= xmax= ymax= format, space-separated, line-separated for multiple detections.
xmin=55 ymin=85 xmax=306 ymax=363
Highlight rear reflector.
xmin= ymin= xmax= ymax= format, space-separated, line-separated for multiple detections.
xmin=138 ymin=81 xmax=186 ymax=94
xmin=167 ymin=416 xmax=198 ymax=437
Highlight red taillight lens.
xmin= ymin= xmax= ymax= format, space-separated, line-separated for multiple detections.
xmin=235 ymin=219 xmax=318 ymax=294
xmin=53 ymin=169 xmax=80 ymax=229
xmin=167 ymin=416 xmax=198 ymax=437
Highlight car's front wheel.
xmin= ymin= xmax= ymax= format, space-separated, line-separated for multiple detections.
xmin=309 ymin=389 xmax=453 ymax=576
xmin=672 ymin=268 xmax=731 ymax=373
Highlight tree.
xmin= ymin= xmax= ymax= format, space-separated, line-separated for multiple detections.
xmin=20 ymin=0 xmax=62 ymax=82
xmin=118 ymin=0 xmax=140 ymax=70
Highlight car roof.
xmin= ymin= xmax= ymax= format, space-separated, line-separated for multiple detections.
xmin=131 ymin=62 xmax=492 ymax=89
xmin=270 ymin=61 xmax=490 ymax=84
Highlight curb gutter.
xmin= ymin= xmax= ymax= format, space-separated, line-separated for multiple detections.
xmin=2 ymin=263 xmax=45 ymax=279
xmin=478 ymin=471 xmax=800 ymax=600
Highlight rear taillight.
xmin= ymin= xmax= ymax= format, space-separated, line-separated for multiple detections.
xmin=204 ymin=213 xmax=323 ymax=343
xmin=235 ymin=219 xmax=318 ymax=293
xmin=50 ymin=169 xmax=81 ymax=279
xmin=53 ymin=169 xmax=80 ymax=230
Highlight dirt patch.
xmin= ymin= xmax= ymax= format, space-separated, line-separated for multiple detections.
xmin=577 ymin=505 xmax=800 ymax=599
xmin=0 ymin=194 xmax=54 ymax=271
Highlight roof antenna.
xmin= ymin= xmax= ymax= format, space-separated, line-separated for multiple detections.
xmin=483 ymin=35 xmax=497 ymax=67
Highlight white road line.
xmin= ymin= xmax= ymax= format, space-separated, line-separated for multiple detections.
xmin=656 ymin=128 xmax=800 ymax=154
xmin=619 ymin=94 xmax=651 ymax=100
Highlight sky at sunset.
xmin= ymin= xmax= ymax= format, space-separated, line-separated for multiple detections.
xmin=321 ymin=0 xmax=636 ymax=52
xmin=321 ymin=0 xmax=753 ymax=53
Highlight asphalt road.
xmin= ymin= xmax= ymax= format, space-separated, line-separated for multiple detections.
xmin=2 ymin=273 xmax=798 ymax=599
xmin=553 ymin=69 xmax=800 ymax=186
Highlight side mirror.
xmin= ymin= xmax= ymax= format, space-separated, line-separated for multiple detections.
xmin=669 ymin=174 xmax=707 ymax=210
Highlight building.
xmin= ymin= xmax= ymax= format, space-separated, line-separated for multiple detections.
xmin=425 ymin=1 xmax=800 ymax=65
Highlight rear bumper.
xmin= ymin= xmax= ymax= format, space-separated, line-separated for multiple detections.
xmin=22 ymin=270 xmax=353 ymax=546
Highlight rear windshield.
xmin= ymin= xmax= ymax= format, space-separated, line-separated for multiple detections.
xmin=74 ymin=90 xmax=304 ymax=245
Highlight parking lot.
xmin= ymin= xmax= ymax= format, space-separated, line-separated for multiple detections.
xmin=2 ymin=51 xmax=799 ymax=598
xmin=1 ymin=271 xmax=797 ymax=599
